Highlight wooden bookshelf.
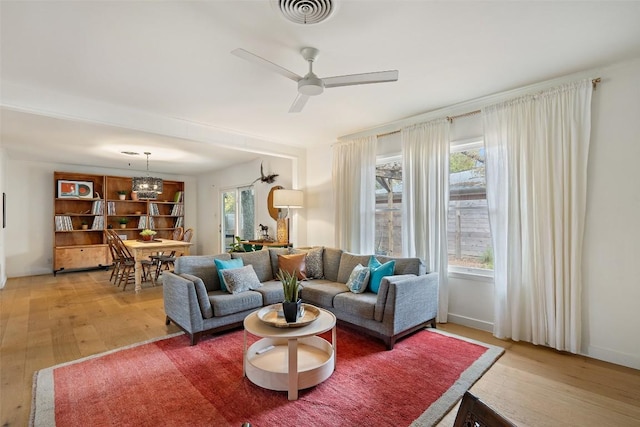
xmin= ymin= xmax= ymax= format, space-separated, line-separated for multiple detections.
xmin=53 ymin=172 xmax=185 ymax=275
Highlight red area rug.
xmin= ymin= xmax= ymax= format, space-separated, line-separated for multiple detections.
xmin=31 ymin=327 xmax=503 ymax=426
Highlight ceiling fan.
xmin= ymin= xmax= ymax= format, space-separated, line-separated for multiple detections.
xmin=231 ymin=47 xmax=399 ymax=113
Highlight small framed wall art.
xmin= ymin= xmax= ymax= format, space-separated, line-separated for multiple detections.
xmin=57 ymin=180 xmax=94 ymax=199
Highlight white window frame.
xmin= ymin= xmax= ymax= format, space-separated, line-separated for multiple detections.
xmin=448 ymin=138 xmax=494 ymax=281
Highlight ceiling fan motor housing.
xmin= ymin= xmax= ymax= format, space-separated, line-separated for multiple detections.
xmin=298 ymin=75 xmax=324 ymax=95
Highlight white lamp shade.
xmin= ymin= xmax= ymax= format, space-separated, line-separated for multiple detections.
xmin=273 ymin=189 xmax=303 ymax=208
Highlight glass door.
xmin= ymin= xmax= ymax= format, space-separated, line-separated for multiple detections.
xmin=220 ymin=186 xmax=255 ymax=252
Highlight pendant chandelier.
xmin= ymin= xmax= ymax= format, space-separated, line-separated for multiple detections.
xmin=132 ymin=152 xmax=163 ymax=199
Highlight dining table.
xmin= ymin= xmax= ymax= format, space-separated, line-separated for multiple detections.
xmin=123 ymin=238 xmax=192 ymax=292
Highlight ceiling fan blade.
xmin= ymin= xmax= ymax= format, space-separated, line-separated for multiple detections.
xmin=323 ymin=70 xmax=399 ymax=88
xmin=288 ymin=94 xmax=310 ymax=113
xmin=231 ymin=48 xmax=302 ymax=82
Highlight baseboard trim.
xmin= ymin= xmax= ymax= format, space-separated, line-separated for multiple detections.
xmin=446 ymin=313 xmax=493 ymax=332
xmin=587 ymin=344 xmax=640 ymax=370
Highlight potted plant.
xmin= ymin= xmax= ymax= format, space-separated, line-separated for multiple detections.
xmin=228 ymin=236 xmax=247 ymax=253
xmin=118 ymin=217 xmax=129 ymax=229
xmin=139 ymin=229 xmax=157 ymax=241
xmin=276 ymin=268 xmax=301 ymax=323
xmin=81 ymin=220 xmax=88 ymax=230
xmin=117 ymin=190 xmax=127 ymax=200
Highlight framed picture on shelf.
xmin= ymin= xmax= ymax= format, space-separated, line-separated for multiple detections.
xmin=57 ymin=180 xmax=94 ymax=199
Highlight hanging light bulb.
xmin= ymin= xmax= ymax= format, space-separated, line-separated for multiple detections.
xmin=131 ymin=152 xmax=163 ymax=199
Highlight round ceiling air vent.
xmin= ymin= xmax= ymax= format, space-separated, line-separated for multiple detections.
xmin=272 ymin=0 xmax=338 ymax=25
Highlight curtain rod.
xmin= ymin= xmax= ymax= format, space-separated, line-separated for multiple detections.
xmin=443 ymin=78 xmax=601 ymax=124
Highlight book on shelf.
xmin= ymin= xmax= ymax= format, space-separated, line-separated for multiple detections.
xmin=107 ymin=201 xmax=116 ymax=215
xmin=91 ymin=200 xmax=104 ymax=214
xmin=55 ymin=215 xmax=73 ymax=231
xmin=91 ymin=216 xmax=104 ymax=230
xmin=138 ymin=216 xmax=155 ymax=229
xmin=170 ymin=203 xmax=184 ymax=216
xmin=173 ymin=191 xmax=183 ymax=203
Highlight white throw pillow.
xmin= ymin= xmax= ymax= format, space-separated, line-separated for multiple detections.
xmin=346 ymin=264 xmax=370 ymax=294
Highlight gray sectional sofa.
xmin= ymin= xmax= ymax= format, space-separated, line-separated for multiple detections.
xmin=162 ymin=247 xmax=438 ymax=348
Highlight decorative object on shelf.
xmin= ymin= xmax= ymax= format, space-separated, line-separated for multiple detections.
xmin=139 ymin=229 xmax=157 ymax=241
xmin=118 ymin=217 xmax=129 ymax=229
xmin=258 ymin=223 xmax=270 ymax=240
xmin=117 ymin=190 xmax=127 ymax=200
xmin=57 ymin=180 xmax=94 ymax=199
xmin=132 ymin=152 xmax=163 ymax=200
xmin=81 ymin=221 xmax=88 ymax=230
xmin=273 ymin=189 xmax=303 ymax=244
xmin=250 ymin=162 xmax=279 ymax=185
xmin=276 ymin=268 xmax=301 ymax=323
xmin=130 ymin=191 xmax=138 ymax=201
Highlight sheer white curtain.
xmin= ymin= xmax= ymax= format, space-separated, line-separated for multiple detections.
xmin=483 ymin=79 xmax=592 ymax=353
xmin=401 ymin=119 xmax=450 ymax=322
xmin=332 ymin=136 xmax=377 ymax=253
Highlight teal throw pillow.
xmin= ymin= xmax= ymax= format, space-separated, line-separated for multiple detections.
xmin=346 ymin=264 xmax=370 ymax=294
xmin=368 ymin=256 xmax=395 ymax=294
xmin=214 ymin=258 xmax=244 ymax=292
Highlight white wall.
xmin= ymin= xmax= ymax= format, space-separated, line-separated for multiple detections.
xmin=4 ymin=158 xmax=195 ymax=277
xmin=305 ymin=145 xmax=335 ymax=247
xmin=305 ymin=58 xmax=640 ymax=369
xmin=581 ymin=58 xmax=640 ymax=369
xmin=196 ymin=156 xmax=297 ymax=255
xmin=0 ymin=148 xmax=5 ymax=287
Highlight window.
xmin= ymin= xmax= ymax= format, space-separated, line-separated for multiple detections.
xmin=375 ymin=156 xmax=403 ymax=256
xmin=221 ymin=186 xmax=255 ymax=251
xmin=448 ymin=140 xmax=493 ymax=275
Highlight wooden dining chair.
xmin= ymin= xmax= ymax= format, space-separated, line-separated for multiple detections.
xmin=108 ymin=230 xmax=156 ymax=290
xmin=453 ymin=391 xmax=516 ymax=427
xmin=155 ymin=227 xmax=193 ymax=279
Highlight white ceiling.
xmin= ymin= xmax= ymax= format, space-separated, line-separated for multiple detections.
xmin=2 ymin=1 xmax=639 ymax=174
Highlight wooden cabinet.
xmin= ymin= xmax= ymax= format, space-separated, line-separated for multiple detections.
xmin=53 ymin=171 xmax=185 ymax=275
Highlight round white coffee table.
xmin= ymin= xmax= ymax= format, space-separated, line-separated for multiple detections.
xmin=243 ymin=305 xmax=336 ymax=400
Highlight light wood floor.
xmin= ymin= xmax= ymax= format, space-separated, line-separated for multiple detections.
xmin=1 ymin=270 xmax=639 ymax=426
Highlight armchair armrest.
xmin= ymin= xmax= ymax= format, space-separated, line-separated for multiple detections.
xmin=162 ymin=272 xmax=205 ymax=334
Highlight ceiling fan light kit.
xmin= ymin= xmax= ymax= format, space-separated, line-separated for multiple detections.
xmin=231 ymin=45 xmax=399 ymax=112
xmin=272 ymin=0 xmax=339 ymax=25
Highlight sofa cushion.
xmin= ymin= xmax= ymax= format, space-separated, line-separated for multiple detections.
xmin=345 ymin=264 xmax=370 ymax=294
xmin=268 ymin=248 xmax=292 ymax=279
xmin=174 ymin=254 xmax=231 ymax=292
xmin=300 ymin=280 xmax=349 ymax=308
xmin=368 ymin=256 xmax=396 ymax=294
xmin=180 ymin=273 xmax=213 ymax=319
xmin=322 ymin=247 xmax=343 ymax=282
xmin=221 ymin=265 xmax=262 ymax=294
xmin=376 ymin=255 xmax=424 ymax=276
xmin=209 ymin=290 xmax=263 ymax=317
xmin=333 ymin=291 xmax=377 ymax=320
xmin=337 ymin=252 xmax=372 ymax=284
xmin=252 ymin=280 xmax=285 ymax=305
xmin=294 ymin=246 xmax=324 ymax=279
xmin=214 ymin=258 xmax=244 ymax=292
xmin=231 ymin=250 xmax=273 ymax=282
xmin=277 ymin=253 xmax=307 ymax=280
